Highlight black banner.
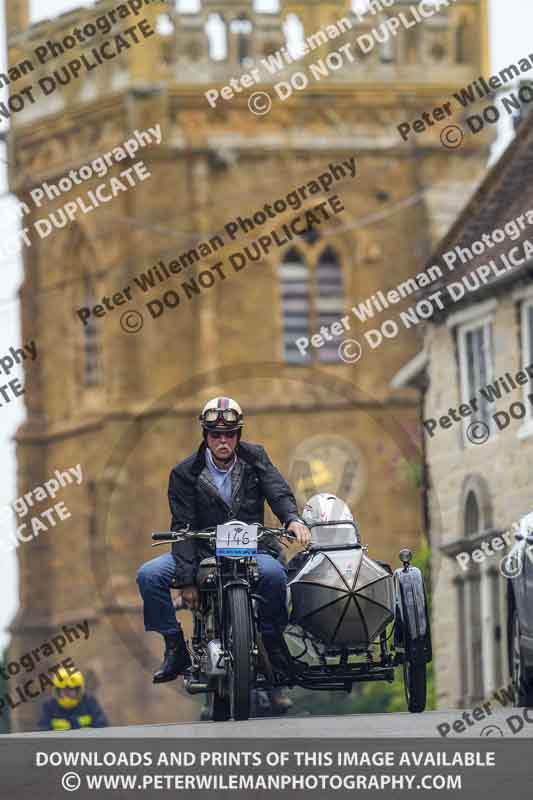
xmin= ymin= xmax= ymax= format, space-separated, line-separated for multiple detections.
xmin=0 ymin=737 xmax=528 ymax=799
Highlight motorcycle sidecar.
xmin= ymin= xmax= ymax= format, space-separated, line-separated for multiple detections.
xmin=286 ymin=525 xmax=432 ymax=712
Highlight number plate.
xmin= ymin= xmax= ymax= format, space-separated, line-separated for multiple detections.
xmin=216 ymin=523 xmax=258 ymax=557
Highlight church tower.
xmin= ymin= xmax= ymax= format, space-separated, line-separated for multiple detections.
xmin=5 ymin=0 xmax=490 ymax=729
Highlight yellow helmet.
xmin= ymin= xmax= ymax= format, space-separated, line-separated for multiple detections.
xmin=53 ymin=667 xmax=85 ymax=709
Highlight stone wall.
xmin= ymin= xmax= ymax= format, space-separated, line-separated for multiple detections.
xmin=425 ymin=293 xmax=533 ymax=707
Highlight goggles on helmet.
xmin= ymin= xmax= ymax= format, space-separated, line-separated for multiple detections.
xmin=201 ymin=408 xmax=240 ymax=426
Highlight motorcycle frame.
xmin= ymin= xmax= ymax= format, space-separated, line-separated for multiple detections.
xmin=190 ymin=553 xmax=260 ymax=697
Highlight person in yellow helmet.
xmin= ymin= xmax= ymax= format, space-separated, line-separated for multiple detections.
xmin=38 ymin=667 xmax=108 ymax=731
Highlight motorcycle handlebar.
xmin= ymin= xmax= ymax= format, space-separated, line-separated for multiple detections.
xmin=152 ymin=532 xmax=179 ymax=541
xmin=151 ymin=526 xmax=296 ymax=544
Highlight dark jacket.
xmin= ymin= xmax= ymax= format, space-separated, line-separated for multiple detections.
xmin=168 ymin=441 xmax=301 ymax=586
xmin=38 ymin=695 xmax=108 ymax=731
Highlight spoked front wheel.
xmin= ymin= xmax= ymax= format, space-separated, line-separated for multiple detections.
xmin=404 ymin=660 xmax=426 ymax=713
xmin=226 ymin=586 xmax=254 ymax=721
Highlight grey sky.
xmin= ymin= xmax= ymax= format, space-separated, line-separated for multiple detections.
xmin=0 ymin=0 xmax=532 ymax=652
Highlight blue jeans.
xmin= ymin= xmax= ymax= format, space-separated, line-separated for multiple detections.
xmin=136 ymin=553 xmax=288 ymax=637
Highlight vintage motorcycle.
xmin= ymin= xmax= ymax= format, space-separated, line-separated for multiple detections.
xmin=151 ymin=505 xmax=432 ymax=721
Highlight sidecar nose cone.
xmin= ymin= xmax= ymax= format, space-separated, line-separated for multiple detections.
xmin=289 ymin=549 xmax=394 ymax=647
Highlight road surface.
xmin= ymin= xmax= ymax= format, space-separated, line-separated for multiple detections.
xmin=9 ymin=708 xmax=533 ymax=738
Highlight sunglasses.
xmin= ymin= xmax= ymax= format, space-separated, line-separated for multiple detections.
xmin=208 ymin=430 xmax=238 ymax=440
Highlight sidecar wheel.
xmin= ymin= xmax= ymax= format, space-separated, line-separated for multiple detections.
xmin=226 ymin=586 xmax=253 ymax=721
xmin=404 ymin=660 xmax=426 ymax=713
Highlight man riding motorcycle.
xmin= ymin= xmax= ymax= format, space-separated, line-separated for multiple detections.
xmin=136 ymin=396 xmax=310 ymax=689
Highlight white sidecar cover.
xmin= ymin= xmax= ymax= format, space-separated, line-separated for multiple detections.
xmin=289 ymin=548 xmax=395 ymax=647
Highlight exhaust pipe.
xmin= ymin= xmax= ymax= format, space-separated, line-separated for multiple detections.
xmin=184 ymin=676 xmax=208 ymax=695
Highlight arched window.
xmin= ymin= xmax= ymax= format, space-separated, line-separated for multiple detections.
xmin=254 ymin=0 xmax=279 ymax=10
xmin=206 ymin=13 xmax=227 ymax=61
xmin=30 ymin=0 xmax=93 ymax=24
xmin=155 ymin=13 xmax=175 ymax=37
xmin=279 ymin=248 xmax=310 ymax=363
xmin=279 ymin=235 xmax=346 ymax=364
xmin=456 ymin=478 xmax=504 ymax=706
xmin=283 ymin=13 xmax=305 ymax=59
xmin=460 ymin=487 xmax=483 ymax=702
xmin=464 ymin=490 xmax=480 ymax=537
xmin=301 ymin=227 xmax=320 ymax=246
xmin=379 ymin=32 xmax=396 ymax=64
xmin=316 ymin=246 xmax=344 ymax=362
xmin=352 ymin=0 xmax=370 ymax=14
xmin=176 ymin=0 xmax=201 ymax=13
xmin=455 ymin=19 xmax=467 ymax=64
xmin=82 ymin=273 xmax=101 ymax=387
xmin=231 ymin=15 xmax=253 ymax=66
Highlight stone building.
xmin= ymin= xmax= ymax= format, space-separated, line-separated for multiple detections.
xmin=394 ymin=113 xmax=533 ymax=708
xmin=5 ymin=0 xmax=490 ymax=729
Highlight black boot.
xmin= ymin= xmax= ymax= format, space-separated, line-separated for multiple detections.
xmin=261 ymin=633 xmax=294 ymax=679
xmin=153 ymin=632 xmax=191 ymax=684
